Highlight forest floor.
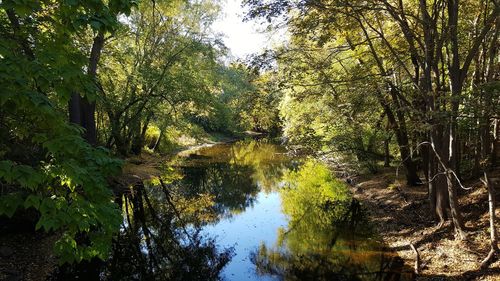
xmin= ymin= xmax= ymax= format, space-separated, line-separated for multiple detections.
xmin=0 ymin=221 xmax=59 ymax=281
xmin=350 ymin=167 xmax=500 ymax=280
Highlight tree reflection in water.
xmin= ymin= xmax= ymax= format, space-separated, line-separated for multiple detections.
xmin=105 ymin=178 xmax=233 ymax=281
xmin=173 ymin=140 xmax=292 ymax=217
xmin=105 ymin=140 xmax=291 ymax=280
xmin=54 ymin=141 xmax=412 ymax=281
xmin=251 ymin=160 xmax=413 ymax=281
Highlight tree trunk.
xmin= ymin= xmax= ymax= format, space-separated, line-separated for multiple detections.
xmin=131 ymin=114 xmax=152 ymax=155
xmin=480 ymin=171 xmax=498 ymax=268
xmin=428 ymin=141 xmax=449 ymax=225
xmin=377 ymin=93 xmax=421 ymax=186
xmin=68 ymin=31 xmax=105 ymax=146
xmin=493 ymin=119 xmax=499 ymax=167
xmin=108 ymin=112 xmax=128 ymax=156
xmin=69 ymin=93 xmax=82 ymax=125
xmin=431 ymin=126 xmax=466 ymax=237
xmin=388 ymin=110 xmax=421 ymax=185
xmin=445 ymin=169 xmax=466 ymax=239
xmin=384 ymin=136 xmax=391 ymax=167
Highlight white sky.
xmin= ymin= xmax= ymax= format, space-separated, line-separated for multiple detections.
xmin=212 ymin=0 xmax=278 ymax=59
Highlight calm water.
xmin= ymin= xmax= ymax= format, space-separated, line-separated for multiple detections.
xmin=55 ymin=140 xmax=413 ymax=280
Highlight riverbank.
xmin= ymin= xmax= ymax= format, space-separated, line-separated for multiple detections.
xmin=117 ymin=135 xmax=242 ymax=188
xmin=348 ymin=167 xmax=500 ymax=280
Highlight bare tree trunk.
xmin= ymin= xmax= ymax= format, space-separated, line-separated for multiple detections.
xmin=480 ymin=171 xmax=498 ymax=268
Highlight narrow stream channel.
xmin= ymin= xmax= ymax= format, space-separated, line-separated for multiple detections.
xmin=54 ymin=139 xmax=413 ymax=281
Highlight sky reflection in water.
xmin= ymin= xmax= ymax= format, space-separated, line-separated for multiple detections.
xmin=173 ymin=140 xmax=412 ymax=281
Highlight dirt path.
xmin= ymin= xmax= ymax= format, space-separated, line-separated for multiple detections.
xmin=350 ymin=167 xmax=500 ymax=280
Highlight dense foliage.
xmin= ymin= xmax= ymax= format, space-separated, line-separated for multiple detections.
xmin=0 ymin=0 xmax=135 ymax=263
xmin=0 ymin=0 xmax=266 ymax=265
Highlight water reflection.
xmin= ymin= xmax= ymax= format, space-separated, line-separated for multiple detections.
xmin=106 ymin=140 xmax=292 ymax=281
xmin=53 ymin=140 xmax=411 ymax=281
xmin=173 ymin=141 xmax=292 ymax=217
xmin=105 ymin=180 xmax=232 ymax=281
xmin=251 ymin=160 xmax=412 ymax=281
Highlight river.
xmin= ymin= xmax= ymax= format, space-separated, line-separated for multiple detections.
xmin=55 ymin=139 xmax=413 ymax=281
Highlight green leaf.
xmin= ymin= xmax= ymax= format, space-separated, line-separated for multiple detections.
xmin=0 ymin=160 xmax=13 ymax=179
xmin=24 ymin=194 xmax=42 ymax=209
xmin=0 ymin=193 xmax=23 ymax=218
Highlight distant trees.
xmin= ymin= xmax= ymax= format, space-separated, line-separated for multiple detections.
xmin=222 ymin=64 xmax=283 ymax=135
xmin=245 ymin=0 xmax=499 ymax=239
xmin=97 ymin=0 xmax=225 ymax=155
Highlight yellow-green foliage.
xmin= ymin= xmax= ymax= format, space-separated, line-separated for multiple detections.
xmin=252 ymin=160 xmax=376 ymax=279
xmin=144 ymin=125 xmax=161 ymax=148
xmin=281 ymin=159 xmax=350 ymax=222
xmin=278 ymin=159 xmax=352 ymax=252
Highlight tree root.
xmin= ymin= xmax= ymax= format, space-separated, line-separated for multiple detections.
xmin=436 ymin=220 xmax=446 ymax=230
xmin=480 ymin=247 xmax=499 ymax=269
xmin=455 ymin=227 xmax=468 ymax=241
xmin=410 ymin=243 xmax=420 ymax=275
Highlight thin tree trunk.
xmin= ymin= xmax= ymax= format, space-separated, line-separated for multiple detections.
xmin=480 ymin=171 xmax=498 ymax=268
xmin=384 ymin=136 xmax=391 ymax=167
xmin=493 ymin=119 xmax=499 ymax=167
xmin=152 ymin=127 xmax=164 ymax=151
